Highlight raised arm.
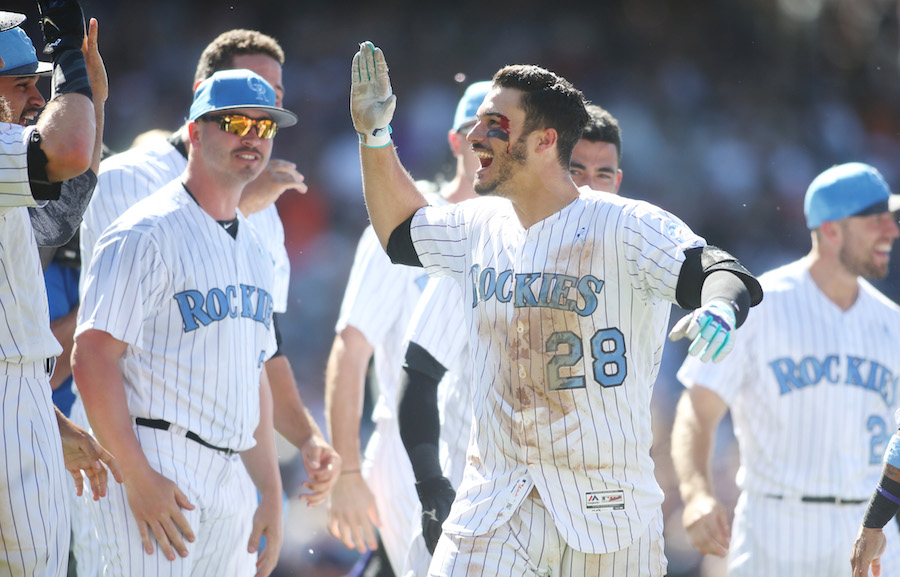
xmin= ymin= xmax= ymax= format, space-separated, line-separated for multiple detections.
xmin=350 ymin=41 xmax=426 ymax=249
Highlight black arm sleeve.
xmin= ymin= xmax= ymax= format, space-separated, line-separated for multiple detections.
xmin=28 ymin=169 xmax=97 ymax=247
xmin=398 ymin=341 xmax=447 ymax=482
xmin=269 ymin=313 xmax=284 ymax=359
xmin=676 ymin=245 xmax=763 ymax=327
xmin=700 ymin=270 xmax=752 ymax=327
xmin=385 ymin=214 xmax=423 ymax=267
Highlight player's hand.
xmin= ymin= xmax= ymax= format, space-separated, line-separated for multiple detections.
xmin=248 ymin=492 xmax=283 ymax=577
xmin=239 ymin=158 xmax=307 ymax=216
xmin=81 ymin=17 xmax=106 ymax=104
xmin=55 ymin=408 xmax=123 ymax=499
xmin=668 ymin=299 xmax=737 ymax=363
xmin=682 ymin=494 xmax=730 ymax=557
xmin=123 ymin=465 xmax=196 ymax=561
xmin=852 ymin=527 xmax=887 ymax=577
xmin=327 ymin=471 xmax=381 ymax=553
xmin=297 ymin=435 xmax=341 ymax=508
xmin=37 ymin=0 xmax=86 ymax=56
xmin=416 ymin=476 xmax=456 ymax=555
xmin=350 ymin=41 xmax=396 ymax=147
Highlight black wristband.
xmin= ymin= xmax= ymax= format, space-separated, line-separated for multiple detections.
xmin=51 ymin=49 xmax=92 ymax=100
xmin=862 ymin=474 xmax=900 ymax=529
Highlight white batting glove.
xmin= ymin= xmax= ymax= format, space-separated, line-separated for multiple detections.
xmin=668 ymin=299 xmax=737 ymax=363
xmin=350 ymin=41 xmax=396 ymax=148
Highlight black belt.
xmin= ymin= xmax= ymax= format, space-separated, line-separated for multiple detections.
xmin=765 ymin=494 xmax=866 ymax=505
xmin=134 ymin=417 xmax=236 ymax=456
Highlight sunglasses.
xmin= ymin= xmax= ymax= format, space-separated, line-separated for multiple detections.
xmin=203 ymin=114 xmax=279 ymax=140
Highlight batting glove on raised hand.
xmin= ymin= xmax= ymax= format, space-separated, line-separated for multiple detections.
xmin=37 ymin=0 xmax=86 ymax=56
xmin=416 ymin=476 xmax=456 ymax=555
xmin=668 ymin=298 xmax=737 ymax=363
xmin=350 ymin=41 xmax=396 ymax=148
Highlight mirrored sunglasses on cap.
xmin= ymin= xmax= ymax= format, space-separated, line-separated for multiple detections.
xmin=203 ymin=114 xmax=278 ymax=139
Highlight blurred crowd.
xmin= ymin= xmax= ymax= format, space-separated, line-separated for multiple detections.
xmin=8 ymin=0 xmax=900 ymax=574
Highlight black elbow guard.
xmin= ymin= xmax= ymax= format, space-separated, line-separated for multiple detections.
xmin=386 ymin=214 xmax=422 ymax=267
xmin=27 ymin=130 xmax=62 ymax=201
xmin=676 ymin=246 xmax=763 ymax=311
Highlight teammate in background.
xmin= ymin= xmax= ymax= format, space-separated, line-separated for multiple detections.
xmin=569 ymin=104 xmax=622 ymax=191
xmin=672 ymin=162 xmax=900 ymax=577
xmin=72 ymin=70 xmax=294 ymax=577
xmin=397 ymin=102 xmax=626 ymax=570
xmin=351 ymin=41 xmax=762 ymax=576
xmin=324 ymin=80 xmax=489 ymax=576
xmin=77 ymin=26 xmax=338 ymax=501
xmin=0 ymin=5 xmax=120 ymax=576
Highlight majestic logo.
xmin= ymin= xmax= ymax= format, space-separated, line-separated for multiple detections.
xmin=470 ymin=265 xmax=603 ymax=317
xmin=584 ymin=490 xmax=625 ymax=511
xmin=770 ymin=354 xmax=897 ymax=406
xmin=174 ymin=284 xmax=273 ymax=332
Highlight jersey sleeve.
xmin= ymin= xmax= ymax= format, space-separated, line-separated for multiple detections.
xmin=76 ymin=226 xmax=169 ymax=346
xmin=405 ymin=276 xmax=468 ymax=372
xmin=335 ymin=225 xmax=418 ymax=345
xmin=410 ymin=202 xmax=470 ymax=284
xmin=0 ymin=124 xmax=39 ymax=213
xmin=622 ymin=202 xmax=706 ymax=303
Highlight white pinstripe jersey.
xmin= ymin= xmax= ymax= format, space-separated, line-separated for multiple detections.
xmin=337 ymin=224 xmax=430 ymax=423
xmin=410 ymin=190 xmax=705 ymax=554
xmin=678 ymin=260 xmax=900 ymax=498
xmin=404 ymin=276 xmax=472 ymax=489
xmin=0 ymin=123 xmax=61 ymax=363
xmin=80 ymin=138 xmax=290 ymax=312
xmin=76 ymin=181 xmax=277 ymax=451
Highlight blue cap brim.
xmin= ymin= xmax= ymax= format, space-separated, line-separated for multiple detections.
xmin=0 ymin=60 xmax=51 ymax=77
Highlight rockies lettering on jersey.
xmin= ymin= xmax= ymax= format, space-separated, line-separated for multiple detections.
xmin=770 ymin=354 xmax=897 ymax=405
xmin=471 ymin=264 xmax=603 ymax=316
xmin=174 ymin=284 xmax=274 ymax=332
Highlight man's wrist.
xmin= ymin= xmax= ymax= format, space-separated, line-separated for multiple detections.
xmin=358 ymin=125 xmax=392 ymax=148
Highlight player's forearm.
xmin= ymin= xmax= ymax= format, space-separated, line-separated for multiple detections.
xmin=360 ymin=144 xmax=427 ymax=251
xmin=265 ymin=355 xmax=324 ymax=448
xmin=671 ymin=395 xmax=717 ymax=503
xmin=324 ymin=333 xmax=370 ymax=470
xmin=242 ymin=375 xmax=283 ymax=498
xmin=71 ymin=332 xmax=149 ymax=477
xmin=37 ymin=94 xmax=95 ymax=182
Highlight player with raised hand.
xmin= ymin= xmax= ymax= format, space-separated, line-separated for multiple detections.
xmin=674 ymin=162 xmax=900 ymax=577
xmin=351 ymin=40 xmax=761 ymax=576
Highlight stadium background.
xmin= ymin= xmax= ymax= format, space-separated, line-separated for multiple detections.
xmin=7 ymin=0 xmax=900 ymax=574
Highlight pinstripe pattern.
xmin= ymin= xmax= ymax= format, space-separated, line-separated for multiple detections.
xmin=0 ymin=124 xmax=39 ymax=209
xmin=77 ymin=182 xmax=276 ymax=451
xmin=405 ymin=276 xmax=472 ymax=489
xmin=428 ymin=488 xmax=666 ymax=576
xmin=678 ymin=260 xmax=900 ymax=574
xmin=410 ymin=192 xmax=704 ymax=556
xmin=79 ymin=138 xmax=290 ymax=312
xmin=87 ymin=426 xmax=256 ymax=577
xmin=0 ymin=367 xmax=70 ymax=577
xmin=337 ymin=224 xmax=431 ymax=572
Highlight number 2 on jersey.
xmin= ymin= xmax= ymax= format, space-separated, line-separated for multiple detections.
xmin=545 ymin=328 xmax=627 ymax=390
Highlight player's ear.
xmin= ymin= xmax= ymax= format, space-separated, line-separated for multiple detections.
xmin=448 ymin=130 xmax=462 ymax=158
xmin=187 ymin=121 xmax=202 ymax=147
xmin=534 ymin=127 xmax=557 ymax=154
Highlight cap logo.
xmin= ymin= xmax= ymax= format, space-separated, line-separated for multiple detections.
xmin=247 ymin=76 xmax=269 ymax=104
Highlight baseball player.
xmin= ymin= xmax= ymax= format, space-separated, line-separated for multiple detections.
xmin=325 ymin=80 xmax=488 ymax=576
xmin=0 ymin=4 xmax=121 ymax=576
xmin=72 ymin=70 xmax=295 ymax=577
xmin=397 ymin=103 xmax=627 ymax=574
xmin=71 ymin=29 xmax=340 ymax=575
xmin=672 ymin=162 xmax=900 ymax=577
xmin=350 ymin=41 xmax=762 ymax=576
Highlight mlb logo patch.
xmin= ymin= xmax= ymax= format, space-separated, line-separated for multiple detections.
xmin=584 ymin=490 xmax=625 ymax=512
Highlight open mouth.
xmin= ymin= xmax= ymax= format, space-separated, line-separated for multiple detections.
xmin=475 ymin=148 xmax=493 ymax=169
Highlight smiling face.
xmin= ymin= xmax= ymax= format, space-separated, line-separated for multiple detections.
xmin=0 ymin=74 xmax=44 ymax=125
xmin=467 ymin=87 xmax=532 ymax=197
xmin=836 ymin=212 xmax=900 ymax=279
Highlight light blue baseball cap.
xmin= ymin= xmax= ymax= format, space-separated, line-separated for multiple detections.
xmin=451 ymin=80 xmax=492 ymax=132
xmin=0 ymin=12 xmax=24 ymax=33
xmin=189 ymin=69 xmax=297 ymax=127
xmin=0 ymin=27 xmax=51 ymax=77
xmin=804 ymin=162 xmax=900 ymax=230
